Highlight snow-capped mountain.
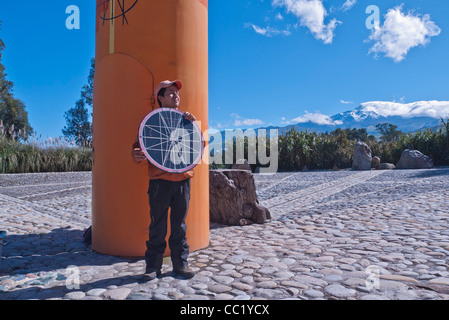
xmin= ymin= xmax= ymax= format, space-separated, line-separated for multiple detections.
xmin=283 ymin=101 xmax=449 ymax=135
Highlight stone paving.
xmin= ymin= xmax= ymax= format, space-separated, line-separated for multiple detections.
xmin=0 ymin=169 xmax=449 ymax=300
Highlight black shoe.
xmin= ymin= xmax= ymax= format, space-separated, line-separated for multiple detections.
xmin=173 ymin=266 xmax=195 ymax=279
xmin=143 ymin=268 xmax=161 ymax=281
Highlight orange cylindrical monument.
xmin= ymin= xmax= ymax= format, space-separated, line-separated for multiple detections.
xmin=92 ymin=0 xmax=209 ymax=257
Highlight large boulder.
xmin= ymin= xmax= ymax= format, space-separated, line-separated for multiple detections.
xmin=352 ymin=141 xmax=372 ymax=171
xmin=209 ymin=169 xmax=270 ymax=226
xmin=396 ymin=149 xmax=433 ymax=169
xmin=232 ymin=159 xmax=252 ymax=171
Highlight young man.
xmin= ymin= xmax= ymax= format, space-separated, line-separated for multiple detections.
xmin=132 ymin=80 xmax=196 ymax=280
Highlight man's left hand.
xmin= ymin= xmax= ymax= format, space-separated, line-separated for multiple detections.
xmin=184 ymin=112 xmax=196 ymax=122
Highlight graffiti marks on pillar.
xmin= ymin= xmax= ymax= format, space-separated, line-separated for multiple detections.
xmin=97 ymin=0 xmax=139 ymax=25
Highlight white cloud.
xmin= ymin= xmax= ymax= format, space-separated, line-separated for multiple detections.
xmin=340 ymin=100 xmax=353 ymax=104
xmin=342 ymin=0 xmax=356 ymax=12
xmin=291 ymin=111 xmax=343 ymax=125
xmin=231 ymin=113 xmax=265 ymax=127
xmin=244 ymin=23 xmax=291 ymax=37
xmin=359 ymin=101 xmax=449 ymax=119
xmin=235 ymin=118 xmax=265 ymax=126
xmin=367 ymin=5 xmax=441 ymax=62
xmin=275 ymin=12 xmax=284 ymax=20
xmin=272 ymin=0 xmax=340 ymax=44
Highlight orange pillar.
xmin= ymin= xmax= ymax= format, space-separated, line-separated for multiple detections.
xmin=92 ymin=0 xmax=209 ymax=257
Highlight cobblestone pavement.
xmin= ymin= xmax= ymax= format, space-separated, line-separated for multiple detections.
xmin=1 ymin=169 xmax=449 ymax=300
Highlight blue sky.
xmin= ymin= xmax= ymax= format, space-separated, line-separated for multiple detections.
xmin=0 ymin=0 xmax=448 ymax=138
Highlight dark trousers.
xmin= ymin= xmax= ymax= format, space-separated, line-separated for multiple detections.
xmin=145 ymin=179 xmax=190 ymax=270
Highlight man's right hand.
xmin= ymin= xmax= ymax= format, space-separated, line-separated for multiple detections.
xmin=132 ymin=148 xmax=147 ymax=163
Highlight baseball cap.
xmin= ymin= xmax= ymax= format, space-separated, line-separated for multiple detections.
xmin=155 ymin=80 xmax=183 ymax=97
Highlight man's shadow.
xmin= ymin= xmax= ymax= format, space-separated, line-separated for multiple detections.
xmin=0 ymin=227 xmax=136 ymax=277
xmin=0 ymin=227 xmax=195 ymax=299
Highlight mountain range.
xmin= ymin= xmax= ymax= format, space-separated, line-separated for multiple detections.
xmin=271 ymin=100 xmax=449 ymax=136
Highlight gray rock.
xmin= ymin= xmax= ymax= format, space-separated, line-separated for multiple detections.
xmin=378 ymin=280 xmax=407 ymax=291
xmin=324 ymin=284 xmax=356 ymax=298
xmin=64 ymin=291 xmax=86 ymax=300
xmin=352 ymin=142 xmax=372 ymax=171
xmin=127 ymin=293 xmax=152 ymax=300
xmin=429 ymin=277 xmax=449 ymax=286
xmin=208 ymin=284 xmax=232 ymax=293
xmin=86 ymin=288 xmax=107 ymax=296
xmin=396 ymin=149 xmax=433 ymax=169
xmin=182 ymin=294 xmax=210 ymax=300
xmin=103 ymin=288 xmax=131 ymax=300
xmin=209 ymin=170 xmax=270 ymax=225
xmin=378 ymin=163 xmax=395 ymax=170
xmin=232 ymin=159 xmax=251 ymax=171
xmin=258 ymin=267 xmax=279 ymax=275
xmin=292 ymin=275 xmax=328 ymax=287
xmin=372 ymin=156 xmax=381 ymax=168
xmin=258 ymin=281 xmax=278 ymax=289
xmin=191 ymin=283 xmax=209 ymax=290
xmin=227 ymin=255 xmax=244 ymax=264
xmin=231 ymin=282 xmax=253 ymax=291
xmin=151 ymin=293 xmax=171 ymax=300
xmin=212 ymin=275 xmax=234 ymax=285
xmin=304 ymin=289 xmax=325 ymax=298
xmin=360 ymin=294 xmax=388 ymax=300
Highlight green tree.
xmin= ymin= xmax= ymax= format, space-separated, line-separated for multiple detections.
xmin=0 ymin=20 xmax=33 ymax=140
xmin=330 ymin=128 xmax=368 ymax=141
xmin=375 ymin=123 xmax=402 ymax=142
xmin=62 ymin=58 xmax=95 ymax=147
xmin=346 ymin=128 xmax=368 ymax=141
xmin=81 ymin=58 xmax=95 ymax=107
xmin=62 ymin=98 xmax=92 ymax=147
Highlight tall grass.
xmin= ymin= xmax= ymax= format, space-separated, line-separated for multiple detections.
xmin=0 ymin=123 xmax=92 ymax=174
xmin=278 ymin=129 xmax=356 ymax=171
